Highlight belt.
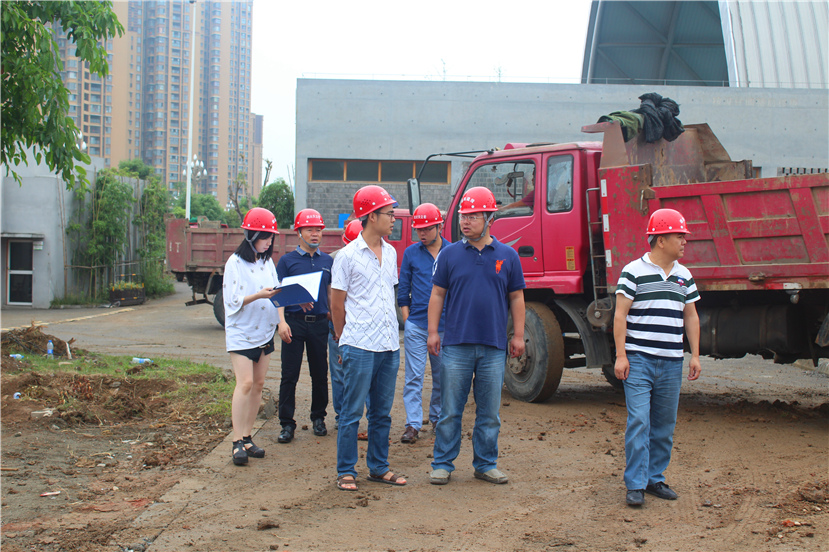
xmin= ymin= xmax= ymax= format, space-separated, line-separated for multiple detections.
xmin=285 ymin=311 xmax=326 ymax=323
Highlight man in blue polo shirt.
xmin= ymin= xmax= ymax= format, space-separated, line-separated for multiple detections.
xmin=398 ymin=203 xmax=450 ymax=444
xmin=275 ymin=209 xmax=333 ymax=443
xmin=427 ymin=186 xmax=526 ymax=486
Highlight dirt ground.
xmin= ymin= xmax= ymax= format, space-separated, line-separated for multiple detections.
xmin=1 ymin=283 xmax=827 ymax=552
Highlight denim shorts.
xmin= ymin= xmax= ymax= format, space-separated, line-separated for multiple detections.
xmin=230 ymin=338 xmax=275 ymax=361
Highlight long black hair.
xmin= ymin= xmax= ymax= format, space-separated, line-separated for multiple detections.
xmin=233 ymin=229 xmax=274 ymax=263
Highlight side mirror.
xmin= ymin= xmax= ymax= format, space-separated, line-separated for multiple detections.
xmin=407 ymin=178 xmax=421 ymax=212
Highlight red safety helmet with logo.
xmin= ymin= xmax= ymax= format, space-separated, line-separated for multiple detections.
xmin=241 ymin=207 xmax=279 ymax=234
xmin=646 ymin=208 xmax=690 ymax=235
xmin=352 ymin=185 xmax=396 ymax=217
xmin=412 ymin=203 xmax=444 ymax=228
xmin=458 ymin=187 xmax=498 ymax=214
xmin=342 ymin=219 xmax=363 ymax=245
xmin=294 ymin=208 xmax=325 ymax=230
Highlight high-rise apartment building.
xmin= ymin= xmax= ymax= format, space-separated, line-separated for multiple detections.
xmin=55 ymin=0 xmax=261 ymax=209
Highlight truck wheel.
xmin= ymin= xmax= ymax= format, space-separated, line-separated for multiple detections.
xmin=505 ymin=301 xmax=565 ymax=403
xmin=602 ymin=364 xmax=623 ymax=389
xmin=213 ymin=289 xmax=225 ymax=328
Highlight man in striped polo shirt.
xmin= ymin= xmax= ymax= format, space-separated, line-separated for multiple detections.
xmin=614 ymin=208 xmax=701 ymax=507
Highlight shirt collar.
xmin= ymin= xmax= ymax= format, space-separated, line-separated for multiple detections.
xmin=462 ymin=236 xmax=497 ymax=250
xmin=642 ymin=253 xmax=678 ymax=275
xmin=295 ymin=245 xmax=319 ymax=257
xmin=417 ymin=237 xmax=449 ymax=252
xmin=354 ymin=232 xmax=389 ymax=251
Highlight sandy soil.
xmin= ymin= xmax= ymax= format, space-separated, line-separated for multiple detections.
xmin=1 ymin=283 xmax=827 ymax=552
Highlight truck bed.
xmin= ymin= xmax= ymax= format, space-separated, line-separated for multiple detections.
xmin=592 ymin=123 xmax=829 ymax=291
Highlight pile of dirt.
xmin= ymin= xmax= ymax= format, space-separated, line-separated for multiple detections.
xmin=1 ymin=323 xmax=77 ymax=362
xmin=1 ymin=371 xmax=222 ymax=429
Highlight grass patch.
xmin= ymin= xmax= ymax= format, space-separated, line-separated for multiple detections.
xmin=4 ymin=349 xmax=233 ymax=419
xmin=49 ymin=293 xmax=105 ymax=308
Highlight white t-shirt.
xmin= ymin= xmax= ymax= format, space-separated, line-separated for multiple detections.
xmin=223 ymin=253 xmax=280 ymax=351
xmin=331 ymin=233 xmax=399 ymax=352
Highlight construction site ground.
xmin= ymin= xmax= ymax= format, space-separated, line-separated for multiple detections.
xmin=1 ymin=281 xmax=827 ymax=552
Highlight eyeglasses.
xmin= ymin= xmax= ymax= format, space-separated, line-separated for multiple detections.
xmin=459 ymin=214 xmax=484 ymax=221
xmin=377 ymin=210 xmax=396 ymax=219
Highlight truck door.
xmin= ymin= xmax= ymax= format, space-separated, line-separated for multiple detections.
xmin=540 ymin=152 xmax=588 ymax=294
xmin=449 ymin=157 xmax=543 ymax=276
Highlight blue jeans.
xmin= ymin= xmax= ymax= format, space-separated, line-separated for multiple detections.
xmin=432 ymin=344 xmax=506 ymax=474
xmin=403 ymin=319 xmax=442 ymax=430
xmin=328 ymin=322 xmax=343 ymax=423
xmin=623 ymin=352 xmax=683 ymax=490
xmin=336 ymin=345 xmax=399 ymax=477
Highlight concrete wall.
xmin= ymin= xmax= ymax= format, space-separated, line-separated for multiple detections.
xmin=1 ymin=155 xmax=103 ymax=308
xmin=295 ymin=79 xmax=828 ymax=224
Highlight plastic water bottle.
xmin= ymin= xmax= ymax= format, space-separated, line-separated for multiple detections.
xmin=9 ymin=354 xmax=24 ymax=360
xmin=46 ymin=340 xmax=54 ymax=359
xmin=131 ymin=357 xmax=153 ymax=365
xmin=13 ymin=392 xmax=21 ymax=399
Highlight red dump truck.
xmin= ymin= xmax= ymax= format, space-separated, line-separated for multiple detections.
xmin=406 ymin=121 xmax=829 ymax=402
xmin=165 ymin=210 xmax=414 ymax=326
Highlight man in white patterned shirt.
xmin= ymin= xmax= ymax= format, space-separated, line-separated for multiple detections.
xmin=330 ymin=185 xmax=407 ymax=491
xmin=614 ymin=208 xmax=701 ymax=507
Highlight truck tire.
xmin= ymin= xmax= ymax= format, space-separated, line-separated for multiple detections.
xmin=602 ymin=363 xmax=623 ymax=389
xmin=213 ymin=289 xmax=225 ymax=328
xmin=504 ymin=301 xmax=565 ymax=403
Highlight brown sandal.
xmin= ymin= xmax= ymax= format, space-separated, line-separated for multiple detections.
xmin=337 ymin=474 xmax=358 ymax=491
xmin=367 ymin=471 xmax=407 ymax=486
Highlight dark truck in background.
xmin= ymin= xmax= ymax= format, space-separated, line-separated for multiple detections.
xmin=165 ymin=209 xmax=415 ymax=326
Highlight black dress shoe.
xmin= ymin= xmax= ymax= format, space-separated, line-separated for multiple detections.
xmin=278 ymin=426 xmax=294 ymax=443
xmin=626 ymin=489 xmax=644 ymax=506
xmin=645 ymin=482 xmax=678 ymax=500
xmin=312 ymin=419 xmax=327 ymax=436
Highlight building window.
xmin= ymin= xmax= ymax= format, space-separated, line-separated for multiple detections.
xmin=309 ymin=159 xmax=450 ymax=184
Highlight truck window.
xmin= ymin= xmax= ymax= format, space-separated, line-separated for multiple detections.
xmin=547 ymin=155 xmax=573 ymax=213
xmin=389 ymin=218 xmax=403 ymax=242
xmin=461 ymin=161 xmax=536 ymax=220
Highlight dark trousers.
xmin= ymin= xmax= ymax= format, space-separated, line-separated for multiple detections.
xmin=279 ymin=315 xmax=329 ymax=428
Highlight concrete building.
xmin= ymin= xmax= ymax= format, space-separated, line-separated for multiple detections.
xmin=295 ymin=80 xmax=828 ymax=226
xmin=1 ymin=156 xmax=105 ymax=309
xmin=54 ymin=0 xmax=261 ymax=208
xmin=295 ymin=0 xmax=827 ymax=226
xmin=582 ymin=0 xmax=827 ymax=89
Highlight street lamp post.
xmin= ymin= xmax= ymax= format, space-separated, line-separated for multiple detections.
xmin=185 ymin=0 xmax=198 ymax=220
xmin=183 ymin=155 xmax=206 ymax=196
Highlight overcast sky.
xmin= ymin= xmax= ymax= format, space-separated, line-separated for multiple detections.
xmin=251 ymin=0 xmax=594 ymax=186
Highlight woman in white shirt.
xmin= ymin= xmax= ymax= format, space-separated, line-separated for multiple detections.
xmin=224 ymin=207 xmax=281 ymax=466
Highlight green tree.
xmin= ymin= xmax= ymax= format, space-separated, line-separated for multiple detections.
xmin=175 ymin=192 xmax=223 ymax=222
xmin=118 ymin=159 xmax=154 ymax=180
xmin=135 ymin=177 xmax=174 ymax=297
xmin=1 ymin=1 xmax=124 ymax=190
xmin=258 ymin=178 xmax=294 ymax=229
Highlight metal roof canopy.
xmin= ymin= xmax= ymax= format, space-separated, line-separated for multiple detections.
xmin=582 ymin=1 xmax=728 ymax=86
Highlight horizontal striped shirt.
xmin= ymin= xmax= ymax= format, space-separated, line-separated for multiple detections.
xmin=616 ymin=253 xmax=700 ymax=359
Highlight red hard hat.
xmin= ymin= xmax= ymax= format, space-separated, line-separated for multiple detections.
xmin=294 ymin=208 xmax=325 ymax=230
xmin=352 ymin=185 xmax=396 ymax=217
xmin=241 ymin=207 xmax=279 ymax=234
xmin=646 ymin=208 xmax=690 ymax=235
xmin=412 ymin=203 xmax=444 ymax=228
xmin=342 ymin=219 xmax=362 ymax=244
xmin=458 ymin=187 xmax=498 ymax=214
